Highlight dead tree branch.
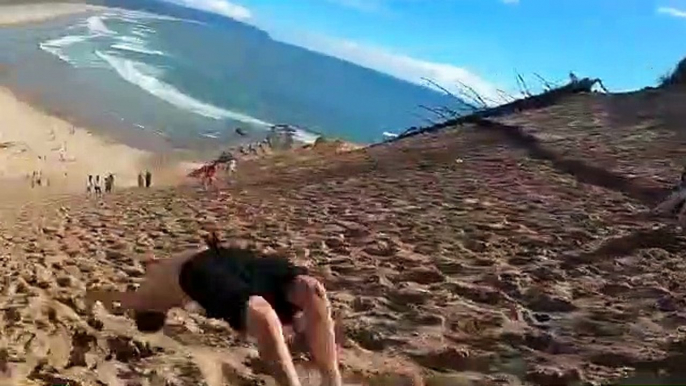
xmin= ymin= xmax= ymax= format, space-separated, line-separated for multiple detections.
xmin=533 ymin=73 xmax=555 ymax=91
xmin=515 ymin=72 xmax=533 ymax=97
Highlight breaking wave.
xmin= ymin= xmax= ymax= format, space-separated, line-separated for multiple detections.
xmin=86 ymin=15 xmax=115 ymax=35
xmin=96 ymin=50 xmax=271 ymax=126
xmin=111 ymin=43 xmax=165 ymax=56
xmin=34 ymin=8 xmax=326 ymax=143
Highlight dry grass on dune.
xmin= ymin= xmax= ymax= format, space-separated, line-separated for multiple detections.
xmin=1 ymin=89 xmax=686 ymax=385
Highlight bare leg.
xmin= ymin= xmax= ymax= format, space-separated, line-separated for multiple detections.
xmin=246 ymin=296 xmax=301 ymax=386
xmin=655 ymin=190 xmax=686 ymax=214
xmin=287 ymin=276 xmax=342 ymax=386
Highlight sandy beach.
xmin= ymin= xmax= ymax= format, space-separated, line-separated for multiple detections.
xmin=0 ymin=85 xmax=151 ymax=193
xmin=0 ymin=3 xmax=204 ymax=200
xmin=0 ymin=2 xmax=104 ymax=26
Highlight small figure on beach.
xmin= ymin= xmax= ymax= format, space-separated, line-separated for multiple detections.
xmin=105 ymin=173 xmax=114 ymax=193
xmin=228 ymin=159 xmax=237 ymax=177
xmin=87 ymin=175 xmax=93 ymax=194
xmin=94 ymin=175 xmax=102 ymax=196
xmin=30 ymin=171 xmax=36 ymax=189
xmin=138 ymin=172 xmax=144 ymax=188
xmin=86 ymin=234 xmax=343 ymax=386
xmin=145 ymin=170 xmax=152 ymax=188
xmin=202 ymin=163 xmax=217 ymax=190
xmin=217 ymin=151 xmax=234 ymax=164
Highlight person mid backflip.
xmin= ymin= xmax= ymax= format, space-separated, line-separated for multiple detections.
xmin=87 ymin=234 xmax=342 ymax=386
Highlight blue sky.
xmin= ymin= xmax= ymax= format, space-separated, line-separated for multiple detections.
xmin=171 ymin=0 xmax=686 ymax=103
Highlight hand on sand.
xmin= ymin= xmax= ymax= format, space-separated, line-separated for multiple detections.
xmin=85 ymin=289 xmax=136 ymax=314
xmin=84 ymin=289 xmax=118 ymax=313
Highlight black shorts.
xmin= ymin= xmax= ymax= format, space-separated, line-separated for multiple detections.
xmin=178 ymin=246 xmax=307 ymax=331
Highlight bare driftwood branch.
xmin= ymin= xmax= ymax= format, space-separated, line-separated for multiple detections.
xmin=496 ymin=89 xmax=517 ymax=103
xmin=452 ymin=79 xmax=489 ymax=108
xmin=421 ymin=78 xmax=462 ymax=101
xmin=595 ymin=78 xmax=610 ymax=93
xmin=418 ymin=104 xmax=458 ymax=121
xmin=533 ymin=73 xmax=555 ymax=91
xmin=421 ymin=77 xmax=483 ymax=112
xmin=515 ymin=72 xmax=532 ymax=97
xmin=411 ymin=112 xmax=440 ymax=126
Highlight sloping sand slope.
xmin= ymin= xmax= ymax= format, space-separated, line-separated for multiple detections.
xmin=0 ymin=89 xmax=686 ymax=384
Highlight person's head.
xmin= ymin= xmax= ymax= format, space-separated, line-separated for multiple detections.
xmin=133 ymin=310 xmax=167 ymax=333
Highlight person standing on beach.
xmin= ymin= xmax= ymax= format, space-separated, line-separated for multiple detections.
xmin=138 ymin=172 xmax=144 ymax=188
xmin=105 ymin=174 xmax=114 ymax=193
xmin=228 ymin=159 xmax=237 ymax=177
xmin=94 ymin=175 xmax=102 ymax=196
xmin=201 ymin=164 xmax=217 ymax=190
xmin=145 ymin=170 xmax=152 ymax=188
xmin=87 ymin=234 xmax=342 ymax=386
xmin=87 ymin=175 xmax=93 ymax=194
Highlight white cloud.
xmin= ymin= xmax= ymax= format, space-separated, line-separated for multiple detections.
xmin=324 ymin=0 xmax=383 ymax=13
xmin=166 ymin=0 xmax=252 ymax=20
xmin=657 ymin=6 xmax=686 ymax=18
xmin=327 ymin=0 xmax=519 ymax=12
xmin=284 ymin=33 xmax=504 ymax=105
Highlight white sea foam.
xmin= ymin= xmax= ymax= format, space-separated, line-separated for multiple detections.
xmin=86 ymin=15 xmax=115 ymax=35
xmin=39 ymin=35 xmax=90 ymax=65
xmin=111 ymin=43 xmax=165 ymax=56
xmin=130 ymin=29 xmax=148 ymax=37
xmin=39 ymin=44 xmax=73 ymax=64
xmin=96 ymin=50 xmax=272 ymax=126
xmin=118 ymin=36 xmax=145 ymax=44
xmin=292 ymin=128 xmax=320 ymax=144
xmin=41 ymin=34 xmax=89 ymax=48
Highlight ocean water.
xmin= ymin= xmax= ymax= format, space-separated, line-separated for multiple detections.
xmin=0 ymin=8 xmax=459 ymax=150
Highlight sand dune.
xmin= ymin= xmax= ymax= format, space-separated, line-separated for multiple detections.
xmin=0 ymin=89 xmax=683 ymax=385
xmin=2 ymin=6 xmax=686 ymax=383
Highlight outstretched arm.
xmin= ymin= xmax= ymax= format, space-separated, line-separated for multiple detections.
xmin=86 ymin=253 xmax=194 ymax=313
